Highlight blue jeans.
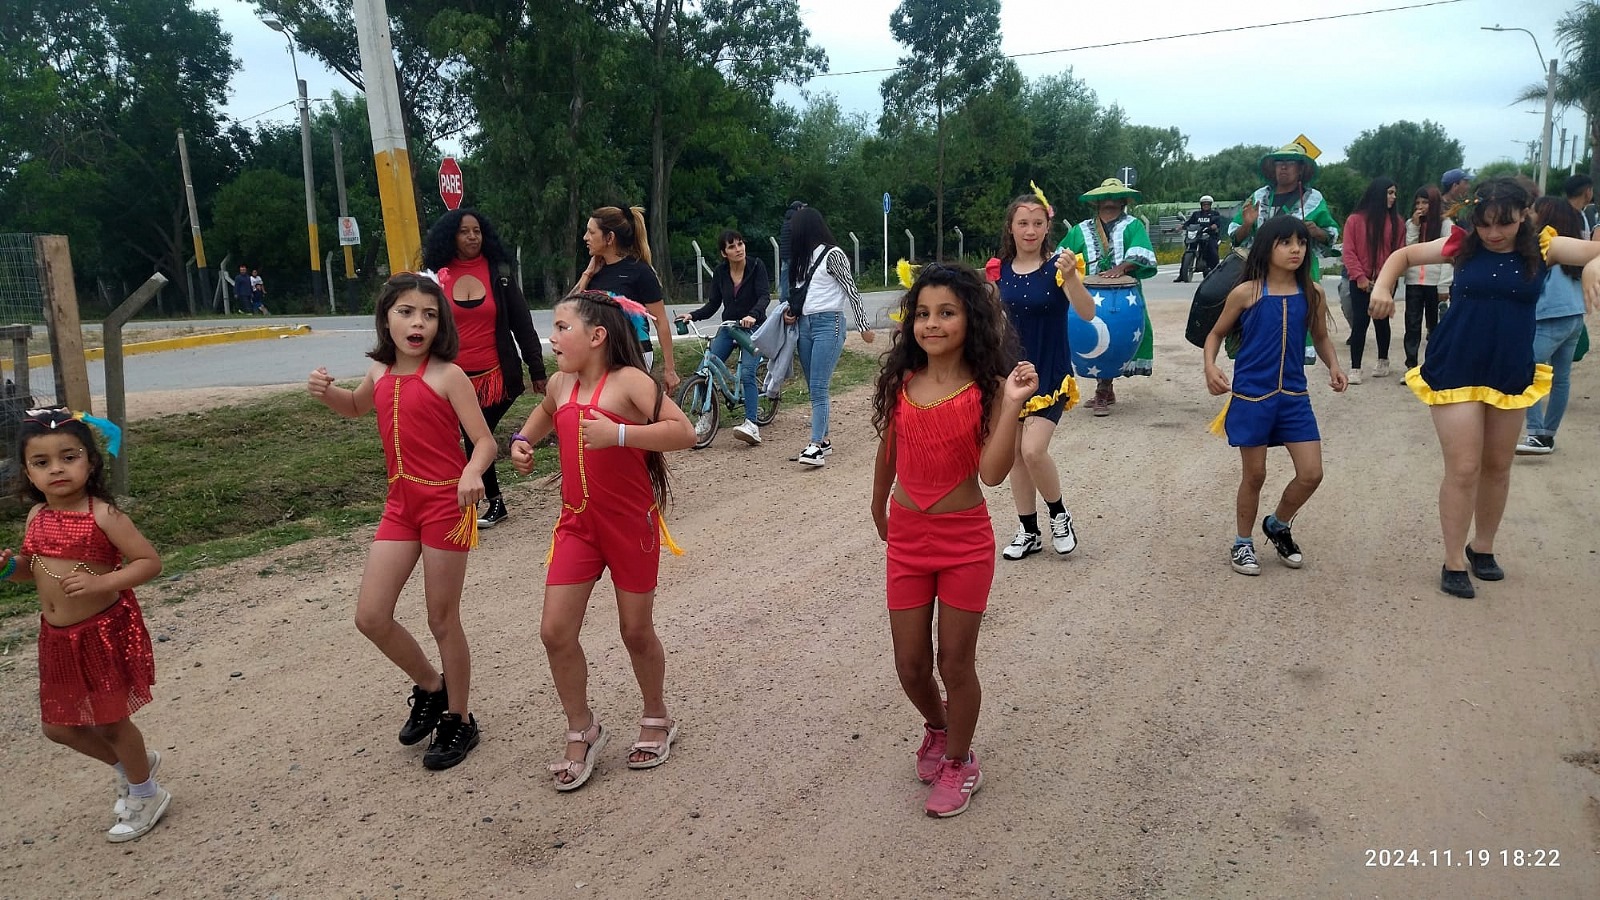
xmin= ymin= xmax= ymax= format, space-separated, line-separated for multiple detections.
xmin=1524 ymin=314 xmax=1584 ymax=437
xmin=797 ymin=311 xmax=844 ymax=444
xmin=708 ymin=326 xmax=760 ymax=423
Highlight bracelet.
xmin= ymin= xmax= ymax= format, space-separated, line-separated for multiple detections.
xmin=0 ymin=556 xmax=16 ymax=581
xmin=511 ymin=433 xmax=529 ymax=444
xmin=618 ymin=424 xmax=627 ymax=448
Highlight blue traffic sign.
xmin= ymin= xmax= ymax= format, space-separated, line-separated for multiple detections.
xmin=883 ymin=192 xmax=891 ymax=214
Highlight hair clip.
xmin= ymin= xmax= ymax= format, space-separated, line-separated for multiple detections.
xmin=22 ymin=407 xmax=123 ymax=456
xmin=1029 ymin=180 xmax=1055 ymax=220
xmin=415 ymin=269 xmax=443 ymax=286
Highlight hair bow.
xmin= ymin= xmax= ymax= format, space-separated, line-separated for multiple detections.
xmin=24 ymin=407 xmax=123 ymax=457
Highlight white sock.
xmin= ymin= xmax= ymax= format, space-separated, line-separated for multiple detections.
xmin=129 ymin=777 xmax=159 ymax=799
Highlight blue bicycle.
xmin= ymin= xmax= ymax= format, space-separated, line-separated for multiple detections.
xmin=674 ymin=319 xmax=779 ymax=450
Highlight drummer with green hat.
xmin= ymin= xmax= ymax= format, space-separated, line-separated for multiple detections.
xmin=1058 ymin=177 xmax=1159 ymax=416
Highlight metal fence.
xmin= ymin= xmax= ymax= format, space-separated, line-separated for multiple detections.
xmin=0 ymin=234 xmax=47 ymax=325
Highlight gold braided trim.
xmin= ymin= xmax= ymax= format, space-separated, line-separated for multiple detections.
xmin=902 ymin=380 xmax=975 ymax=409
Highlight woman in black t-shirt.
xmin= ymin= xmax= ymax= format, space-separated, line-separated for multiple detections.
xmin=572 ymin=205 xmax=678 ymax=391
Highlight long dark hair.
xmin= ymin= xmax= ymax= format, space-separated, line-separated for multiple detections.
xmin=786 ymin=207 xmax=836 ymax=287
xmin=998 ymin=195 xmax=1051 ymax=262
xmin=872 ymin=263 xmax=1018 ymax=444
xmin=557 ymin=291 xmax=671 ymax=506
xmin=1413 ymin=186 xmax=1445 ymax=243
xmin=421 ymin=208 xmax=512 ymax=272
xmin=15 ymin=411 xmax=116 ymax=508
xmin=1238 ymin=215 xmax=1330 ymax=330
xmin=1533 ymin=196 xmax=1584 ymax=279
xmin=1354 ymin=177 xmax=1402 ymax=274
xmin=368 ymin=274 xmax=459 ymax=364
xmin=1451 ymin=177 xmax=1542 ymax=279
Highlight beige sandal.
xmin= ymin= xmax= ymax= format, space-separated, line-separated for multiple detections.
xmin=549 ymin=716 xmax=606 ymax=792
xmin=627 ymin=716 xmax=679 ymax=769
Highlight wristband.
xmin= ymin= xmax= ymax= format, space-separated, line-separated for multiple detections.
xmin=511 ymin=433 xmax=529 ymax=445
xmin=0 ymin=556 xmax=16 ymax=580
xmin=618 ymin=424 xmax=627 ymax=448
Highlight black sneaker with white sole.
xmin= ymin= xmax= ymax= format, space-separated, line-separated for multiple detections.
xmin=1261 ymin=516 xmax=1303 ymax=568
xmin=424 ymin=713 xmax=480 ymax=770
xmin=399 ymin=681 xmax=448 ymax=745
xmin=1230 ymin=541 xmax=1261 ymax=575
xmin=797 ymin=443 xmax=828 ymax=466
xmin=1515 ymin=434 xmax=1553 ymax=455
xmin=477 ymin=496 xmax=508 ymax=528
xmin=1002 ymin=526 xmax=1043 ymax=560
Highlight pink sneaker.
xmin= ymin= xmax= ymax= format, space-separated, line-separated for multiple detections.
xmin=915 ymin=725 xmax=948 ymax=784
xmin=924 ymin=751 xmax=983 ymax=818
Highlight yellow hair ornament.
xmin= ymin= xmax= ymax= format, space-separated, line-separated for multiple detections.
xmin=896 ymin=258 xmax=918 ymax=289
xmin=1028 ymin=180 xmax=1055 ymax=220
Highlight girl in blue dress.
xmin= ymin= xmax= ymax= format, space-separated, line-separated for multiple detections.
xmin=1369 ymin=177 xmax=1600 ymax=598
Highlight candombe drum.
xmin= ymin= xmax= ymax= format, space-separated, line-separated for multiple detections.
xmin=1069 ymin=275 xmax=1144 ymax=379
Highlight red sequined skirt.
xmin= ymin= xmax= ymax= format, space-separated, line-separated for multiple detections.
xmin=38 ymin=593 xmax=155 ymax=726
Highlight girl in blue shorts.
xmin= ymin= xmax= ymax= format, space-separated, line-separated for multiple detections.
xmin=1203 ymin=215 xmax=1348 ymax=576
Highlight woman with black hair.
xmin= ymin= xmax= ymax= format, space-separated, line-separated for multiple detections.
xmin=421 ymin=208 xmax=548 ymax=529
xmin=1341 ymin=177 xmax=1404 ymax=382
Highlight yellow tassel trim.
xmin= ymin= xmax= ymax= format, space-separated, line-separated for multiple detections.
xmin=544 ymin=526 xmax=558 ymax=565
xmin=1053 ymin=249 xmax=1086 ymax=288
xmin=1538 ymin=225 xmax=1555 ymax=261
xmin=896 ymin=259 xmax=918 ymax=289
xmin=1405 ymin=363 xmax=1553 ymax=409
xmin=1019 ymin=374 xmax=1080 ymax=418
xmin=656 ymin=507 xmax=684 ymax=556
xmin=1208 ymin=396 xmax=1232 ymax=436
xmin=445 ymin=506 xmax=479 ymax=550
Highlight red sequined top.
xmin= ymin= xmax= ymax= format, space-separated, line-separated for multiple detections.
xmin=22 ymin=497 xmax=122 ymax=568
xmin=894 ymin=376 xmax=983 ymax=510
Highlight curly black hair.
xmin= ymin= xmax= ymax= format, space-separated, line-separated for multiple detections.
xmin=421 ymin=208 xmax=513 ymax=272
xmin=872 ymin=262 xmax=1018 ymax=443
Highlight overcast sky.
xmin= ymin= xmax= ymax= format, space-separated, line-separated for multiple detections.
xmin=206 ymin=0 xmax=1588 ymax=174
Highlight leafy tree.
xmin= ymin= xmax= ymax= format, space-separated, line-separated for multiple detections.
xmin=1343 ymin=120 xmax=1463 ymax=207
xmin=1182 ymin=143 xmax=1276 ymax=204
xmin=1515 ymin=1 xmax=1600 ymax=188
xmin=1314 ymin=162 xmax=1366 ymax=222
xmin=1018 ymin=71 xmax=1128 ymax=226
xmin=881 ymin=0 xmax=1005 ymax=259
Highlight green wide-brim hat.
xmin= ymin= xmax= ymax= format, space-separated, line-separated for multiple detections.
xmin=1078 ymin=177 xmax=1141 ymax=202
xmin=1258 ymin=144 xmax=1319 ymax=185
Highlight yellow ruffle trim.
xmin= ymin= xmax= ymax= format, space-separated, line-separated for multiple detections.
xmin=1208 ymin=396 xmax=1231 ymax=436
xmin=1020 ymin=374 xmax=1080 ymax=418
xmin=1404 ymin=363 xmax=1553 ymax=409
xmin=1539 ymin=225 xmax=1555 ymax=261
xmin=1053 ymin=251 xmax=1087 ymax=287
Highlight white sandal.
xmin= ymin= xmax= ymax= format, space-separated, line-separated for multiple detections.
xmin=627 ymin=716 xmax=679 ymax=770
xmin=549 ymin=716 xmax=607 ymax=792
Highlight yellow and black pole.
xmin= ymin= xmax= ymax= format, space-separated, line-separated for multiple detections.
xmin=176 ymin=128 xmax=210 ymax=315
xmin=354 ymin=0 xmax=422 ymax=274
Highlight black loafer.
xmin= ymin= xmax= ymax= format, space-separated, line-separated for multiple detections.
xmin=1440 ymin=567 xmax=1475 ymax=599
xmin=1464 ymin=546 xmax=1504 ymax=581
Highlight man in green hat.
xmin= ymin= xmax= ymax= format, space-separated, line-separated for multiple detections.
xmin=1059 ymin=177 xmax=1158 ymax=416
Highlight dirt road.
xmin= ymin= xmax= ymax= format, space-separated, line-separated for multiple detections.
xmin=3 ymin=304 xmax=1597 ymax=898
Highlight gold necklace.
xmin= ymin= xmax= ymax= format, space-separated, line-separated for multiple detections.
xmin=30 ymin=556 xmax=92 ymax=580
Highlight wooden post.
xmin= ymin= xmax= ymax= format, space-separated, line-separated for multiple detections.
xmin=34 ymin=235 xmax=93 ymax=413
xmin=104 ymin=274 xmax=167 ymax=497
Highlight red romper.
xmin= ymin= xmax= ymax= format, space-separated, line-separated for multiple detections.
xmin=374 ymin=356 xmax=475 ymax=551
xmin=886 ymin=378 xmax=996 ymax=613
xmin=24 ymin=497 xmax=156 ymax=726
xmin=546 ymin=369 xmax=679 ymax=593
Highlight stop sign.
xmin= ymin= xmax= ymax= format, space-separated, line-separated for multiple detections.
xmin=439 ymin=157 xmax=464 ymax=211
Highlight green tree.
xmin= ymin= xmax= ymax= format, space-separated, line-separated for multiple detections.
xmin=881 ymin=0 xmax=1005 ymax=259
xmin=1515 ymin=1 xmax=1600 ymax=188
xmin=1182 ymin=144 xmax=1276 ymax=204
xmin=1343 ymin=120 xmax=1464 ymax=207
xmin=1314 ymin=162 xmax=1366 ymax=222
xmin=1018 ymin=71 xmax=1127 ymax=225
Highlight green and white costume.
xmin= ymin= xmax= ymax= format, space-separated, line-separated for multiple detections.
xmin=1059 ymin=214 xmax=1158 ymax=376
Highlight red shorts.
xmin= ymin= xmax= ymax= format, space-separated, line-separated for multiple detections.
xmin=376 ymin=479 xmax=468 ymax=551
xmin=547 ymin=507 xmax=663 ymax=594
xmin=886 ymin=502 xmax=995 ymax=613
xmin=38 ymin=593 xmax=155 ymax=726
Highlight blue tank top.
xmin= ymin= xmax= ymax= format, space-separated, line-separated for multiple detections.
xmin=1231 ymin=290 xmax=1309 ymax=399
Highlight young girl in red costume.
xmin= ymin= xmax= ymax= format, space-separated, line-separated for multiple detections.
xmin=308 ymin=272 xmax=498 ymax=770
xmin=509 ymin=290 xmax=696 ymax=792
xmin=871 ymin=263 xmax=1037 ymax=818
xmin=3 ymin=409 xmax=168 ymax=842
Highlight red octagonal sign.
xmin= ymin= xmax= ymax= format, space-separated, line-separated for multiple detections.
xmin=439 ymin=157 xmax=464 ymax=211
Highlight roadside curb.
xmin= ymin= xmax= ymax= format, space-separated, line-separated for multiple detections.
xmin=2 ymin=324 xmax=313 ymax=371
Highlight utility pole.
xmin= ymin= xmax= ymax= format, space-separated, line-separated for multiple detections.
xmin=354 ymin=0 xmax=422 ymax=273
xmin=176 ymin=129 xmax=210 ymax=315
xmin=332 ymin=129 xmax=359 ymax=313
xmin=1539 ymin=57 xmax=1556 ymax=193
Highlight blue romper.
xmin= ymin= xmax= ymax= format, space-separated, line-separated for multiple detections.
xmin=1223 ymin=290 xmax=1320 ymax=447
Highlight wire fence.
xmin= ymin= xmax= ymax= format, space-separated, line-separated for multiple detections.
xmin=0 ymin=234 xmax=46 ymax=325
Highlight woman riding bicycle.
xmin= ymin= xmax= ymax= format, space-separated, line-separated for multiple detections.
xmin=675 ymin=229 xmax=771 ymax=445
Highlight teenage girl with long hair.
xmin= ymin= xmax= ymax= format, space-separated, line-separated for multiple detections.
xmin=1342 ymin=177 xmax=1404 ymax=382
xmin=1400 ymin=186 xmax=1454 ymax=370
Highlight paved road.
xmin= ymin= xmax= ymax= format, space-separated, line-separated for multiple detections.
xmin=25 ymin=263 xmax=1260 ymax=399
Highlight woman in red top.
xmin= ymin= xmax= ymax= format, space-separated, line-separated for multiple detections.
xmin=423 ymin=209 xmax=548 ymax=529
xmin=1342 ymin=177 xmax=1405 ymax=382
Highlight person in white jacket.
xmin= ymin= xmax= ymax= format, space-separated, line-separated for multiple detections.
xmin=1399 ymin=185 xmax=1454 ymax=370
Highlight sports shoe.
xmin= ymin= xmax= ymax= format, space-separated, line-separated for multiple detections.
xmin=477 ymin=496 xmax=508 ymax=529
xmin=114 ymin=750 xmax=162 ymax=816
xmin=399 ymin=680 xmax=448 ymax=746
xmin=1230 ymin=541 xmax=1260 ymax=576
xmin=732 ymin=420 xmax=762 ymax=445
xmin=1002 ymin=526 xmax=1042 ymax=560
xmin=797 ymin=443 xmax=827 ymax=467
xmin=1440 ymin=567 xmax=1475 ymax=599
xmin=1048 ymin=511 xmax=1077 ymax=555
xmin=1515 ymin=434 xmax=1554 ymax=455
xmin=1373 ymin=359 xmax=1391 ymax=378
xmin=1347 ymin=368 xmax=1363 ymax=385
xmin=924 ymin=751 xmax=983 ymax=818
xmin=1103 ymin=384 xmax=1116 ymax=406
xmin=1261 ymin=516 xmax=1303 ymax=568
xmin=1464 ymin=545 xmax=1504 ymax=581
xmin=915 ymin=724 xmax=948 ymax=784
xmin=106 ymin=787 xmax=171 ymax=843
xmin=424 ymin=713 xmax=481 ymax=770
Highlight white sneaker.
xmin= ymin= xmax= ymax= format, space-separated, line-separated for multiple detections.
xmin=1347 ymin=368 xmax=1363 ymax=385
xmin=1048 ymin=511 xmax=1077 ymax=555
xmin=114 ymin=750 xmax=161 ymax=815
xmin=732 ymin=420 xmax=761 ymax=445
xmin=107 ymin=786 xmax=171 ymax=843
xmin=797 ymin=444 xmax=826 ymax=467
xmin=1002 ymin=526 xmax=1042 ymax=560
xmin=1373 ymin=359 xmax=1391 ymax=378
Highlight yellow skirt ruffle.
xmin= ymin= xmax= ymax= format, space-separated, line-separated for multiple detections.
xmin=1404 ymin=363 xmax=1553 ymax=409
xmin=1019 ymin=374 xmax=1080 ymax=418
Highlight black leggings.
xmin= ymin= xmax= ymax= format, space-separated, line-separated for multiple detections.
xmin=1346 ymin=283 xmax=1390 ymax=369
xmin=463 ymin=395 xmax=516 ymax=501
xmin=1403 ymin=284 xmax=1440 ymax=367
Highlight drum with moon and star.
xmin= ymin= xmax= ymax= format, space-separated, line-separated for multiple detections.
xmin=1068 ymin=276 xmax=1144 ymax=379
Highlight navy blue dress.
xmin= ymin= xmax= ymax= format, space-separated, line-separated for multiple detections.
xmin=995 ymin=255 xmax=1079 ymax=415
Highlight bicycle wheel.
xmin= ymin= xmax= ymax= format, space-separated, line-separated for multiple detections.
xmin=754 ymin=358 xmax=780 ymax=426
xmin=675 ymin=373 xmax=719 ymax=450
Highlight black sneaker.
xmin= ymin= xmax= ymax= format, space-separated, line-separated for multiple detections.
xmin=1515 ymin=434 xmax=1553 ymax=455
xmin=399 ymin=681 xmax=447 ymax=746
xmin=1261 ymin=516 xmax=1303 ymax=568
xmin=1464 ymin=545 xmax=1504 ymax=581
xmin=1440 ymin=567 xmax=1475 ymax=599
xmin=424 ymin=713 xmax=480 ymax=770
xmin=1230 ymin=541 xmax=1260 ymax=576
xmin=477 ymin=496 xmax=508 ymax=529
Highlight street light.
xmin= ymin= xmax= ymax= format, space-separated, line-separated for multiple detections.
xmin=1482 ymin=25 xmax=1557 ymax=193
xmin=262 ymin=17 xmax=323 ymax=301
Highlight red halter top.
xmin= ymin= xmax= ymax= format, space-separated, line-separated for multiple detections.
xmin=894 ymin=375 xmax=983 ymax=509
xmin=23 ymin=497 xmax=122 ymax=568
